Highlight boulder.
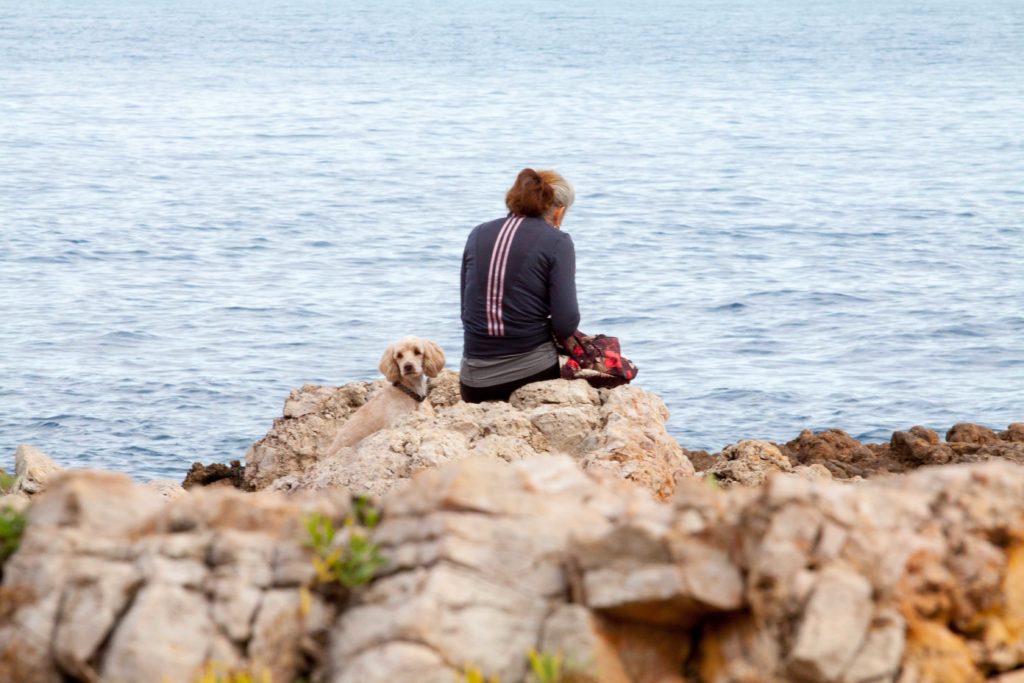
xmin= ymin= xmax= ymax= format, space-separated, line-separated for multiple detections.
xmin=1000 ymin=423 xmax=1024 ymax=443
xmin=947 ymin=423 xmax=999 ymax=445
xmin=890 ymin=427 xmax=955 ymax=466
xmin=0 ymin=471 xmax=349 ymax=683
xmin=703 ymin=440 xmax=792 ymax=488
xmin=142 ymin=480 xmax=187 ymax=499
xmin=12 ymin=444 xmax=62 ymax=496
xmin=787 ymin=566 xmax=874 ymax=681
xmin=9 ymin=436 xmax=1024 ymax=682
xmin=247 ymin=375 xmax=694 ymax=500
xmin=783 ymin=428 xmax=886 ymax=478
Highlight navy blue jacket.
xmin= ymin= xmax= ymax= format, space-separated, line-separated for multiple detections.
xmin=461 ymin=214 xmax=580 ymax=357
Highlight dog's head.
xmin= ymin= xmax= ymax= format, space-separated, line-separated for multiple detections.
xmin=379 ymin=337 xmax=446 ymax=383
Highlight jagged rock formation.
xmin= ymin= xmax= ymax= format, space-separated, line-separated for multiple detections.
xmin=6 ymin=455 xmax=1024 ymax=682
xmin=4 ymin=374 xmax=1024 ymax=683
xmin=244 ymin=371 xmax=695 ymax=500
xmin=0 ymin=444 xmax=63 ymax=511
xmin=0 ymin=470 xmax=348 ymax=683
xmin=694 ymin=424 xmax=1024 ymax=488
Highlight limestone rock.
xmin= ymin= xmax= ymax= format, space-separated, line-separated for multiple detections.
xmin=704 ymin=439 xmax=792 ymax=488
xmin=841 ymin=607 xmax=905 ymax=683
xmin=788 ymin=566 xmax=874 ymax=681
xmin=244 ymin=379 xmax=383 ymax=490
xmin=53 ymin=559 xmax=142 ymax=680
xmin=101 ymin=583 xmax=215 ymax=683
xmin=0 ymin=491 xmax=29 ymax=512
xmin=248 ymin=375 xmax=694 ymax=500
xmin=13 ymin=444 xmax=62 ymax=496
xmin=143 ymin=479 xmax=187 ymax=499
xmin=0 ymin=471 xmax=349 ymax=683
xmin=10 ymin=438 xmax=1024 ymax=682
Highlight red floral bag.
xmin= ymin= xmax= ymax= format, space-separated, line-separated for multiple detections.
xmin=557 ymin=330 xmax=638 ymax=389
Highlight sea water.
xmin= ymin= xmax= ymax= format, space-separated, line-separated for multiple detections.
xmin=2 ymin=0 xmax=1022 ymax=480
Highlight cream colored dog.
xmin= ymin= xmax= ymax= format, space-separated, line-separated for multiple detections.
xmin=325 ymin=337 xmax=445 ymax=456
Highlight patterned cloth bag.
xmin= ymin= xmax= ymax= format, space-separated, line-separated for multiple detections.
xmin=557 ymin=330 xmax=639 ymax=388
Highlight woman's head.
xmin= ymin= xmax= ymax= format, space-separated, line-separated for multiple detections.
xmin=505 ymin=168 xmax=575 ymax=225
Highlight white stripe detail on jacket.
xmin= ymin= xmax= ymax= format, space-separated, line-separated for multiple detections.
xmin=494 ymin=216 xmax=524 ymax=336
xmin=486 ymin=215 xmax=523 ymax=336
xmin=485 ymin=216 xmax=515 ymax=335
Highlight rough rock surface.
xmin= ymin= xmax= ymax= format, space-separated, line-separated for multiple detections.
xmin=759 ymin=424 xmax=1024 ymax=481
xmin=7 ymin=456 xmax=1024 ymax=682
xmin=1 ymin=444 xmax=64 ymax=510
xmin=702 ymin=439 xmax=792 ymax=488
xmin=0 ymin=470 xmax=348 ymax=683
xmin=245 ymin=371 xmax=694 ymax=499
xmin=182 ymin=459 xmax=246 ymax=489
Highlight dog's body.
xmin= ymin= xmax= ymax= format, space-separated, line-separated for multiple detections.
xmin=325 ymin=337 xmax=445 ymax=457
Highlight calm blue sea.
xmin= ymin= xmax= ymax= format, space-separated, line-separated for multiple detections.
xmin=2 ymin=0 xmax=1022 ymax=480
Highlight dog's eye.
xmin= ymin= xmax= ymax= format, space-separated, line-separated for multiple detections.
xmin=414 ymin=349 xmax=422 ymax=356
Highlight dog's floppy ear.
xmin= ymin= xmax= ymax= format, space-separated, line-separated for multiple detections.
xmin=422 ymin=339 xmax=446 ymax=378
xmin=378 ymin=343 xmax=401 ymax=383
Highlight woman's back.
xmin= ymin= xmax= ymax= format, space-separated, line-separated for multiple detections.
xmin=460 ymin=214 xmax=579 ymax=358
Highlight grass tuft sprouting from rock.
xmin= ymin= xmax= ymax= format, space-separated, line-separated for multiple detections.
xmin=304 ymin=507 xmax=386 ymax=589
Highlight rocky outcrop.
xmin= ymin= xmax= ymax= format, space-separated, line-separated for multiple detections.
xmin=0 ymin=444 xmax=64 ymax=511
xmin=245 ymin=371 xmax=694 ymax=500
xmin=0 ymin=469 xmax=348 ymax=683
xmin=7 ymin=456 xmax=1024 ymax=682
xmin=748 ymin=424 xmax=1024 ymax=481
xmin=702 ymin=439 xmax=793 ymax=487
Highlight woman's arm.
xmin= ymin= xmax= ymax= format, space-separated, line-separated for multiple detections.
xmin=548 ymin=233 xmax=580 ymax=341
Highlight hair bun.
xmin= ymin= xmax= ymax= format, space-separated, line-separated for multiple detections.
xmin=505 ymin=167 xmax=555 ymax=218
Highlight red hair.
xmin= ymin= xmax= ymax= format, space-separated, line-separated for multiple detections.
xmin=505 ymin=168 xmax=556 ymax=217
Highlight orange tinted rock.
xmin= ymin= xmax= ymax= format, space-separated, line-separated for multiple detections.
xmin=947 ymin=423 xmax=999 ymax=445
xmin=1000 ymin=423 xmax=1024 ymax=443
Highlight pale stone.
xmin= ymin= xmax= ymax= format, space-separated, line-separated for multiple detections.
xmin=0 ymin=491 xmax=29 ymax=512
xmin=584 ymin=547 xmax=743 ymax=626
xmin=28 ymin=470 xmax=164 ymax=535
xmin=246 ymin=374 xmax=692 ymax=500
xmin=101 ymin=584 xmax=214 ymax=683
xmin=13 ymin=444 xmax=63 ymax=495
xmin=331 ymin=642 xmax=454 ymax=683
xmin=249 ymin=589 xmax=305 ymax=683
xmin=789 ymin=566 xmax=874 ymax=682
xmin=841 ymin=608 xmax=906 ymax=683
xmin=142 ymin=479 xmax=187 ymax=499
xmin=53 ymin=559 xmax=140 ymax=680
xmin=706 ymin=439 xmax=792 ymax=488
xmin=509 ymin=378 xmax=601 ymax=408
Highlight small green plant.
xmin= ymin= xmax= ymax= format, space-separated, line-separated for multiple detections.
xmin=351 ymin=494 xmax=381 ymax=529
xmin=704 ymin=472 xmax=720 ymax=490
xmin=0 ymin=506 xmax=27 ymax=566
xmin=305 ymin=511 xmax=386 ymax=588
xmin=0 ymin=470 xmax=15 ymax=494
xmin=527 ymin=649 xmax=563 ymax=683
xmin=459 ymin=663 xmax=500 ymax=683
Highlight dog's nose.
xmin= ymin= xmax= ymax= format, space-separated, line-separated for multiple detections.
xmin=403 ymin=363 xmax=414 ymax=373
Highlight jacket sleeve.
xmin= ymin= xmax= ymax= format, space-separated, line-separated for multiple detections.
xmin=548 ymin=233 xmax=580 ymax=341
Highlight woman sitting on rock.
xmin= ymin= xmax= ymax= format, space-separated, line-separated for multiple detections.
xmin=459 ymin=168 xmax=580 ymax=402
